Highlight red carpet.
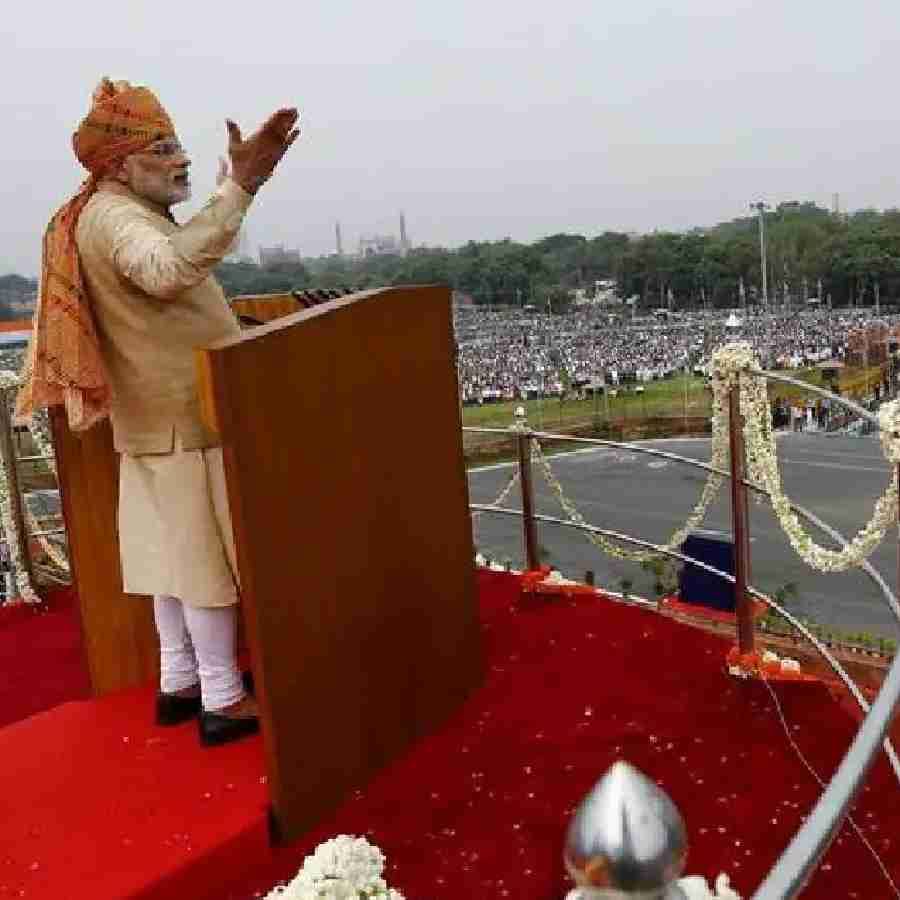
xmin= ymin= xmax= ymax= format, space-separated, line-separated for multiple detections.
xmin=224 ymin=573 xmax=900 ymax=900
xmin=1 ymin=573 xmax=900 ymax=899
xmin=0 ymin=684 xmax=270 ymax=900
xmin=0 ymin=587 xmax=90 ymax=728
xmin=661 ymin=593 xmax=768 ymax=625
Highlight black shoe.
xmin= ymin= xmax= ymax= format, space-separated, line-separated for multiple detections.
xmin=156 ymin=689 xmax=202 ymax=726
xmin=198 ymin=710 xmax=260 ymax=747
xmin=157 ymin=672 xmax=253 ymax=729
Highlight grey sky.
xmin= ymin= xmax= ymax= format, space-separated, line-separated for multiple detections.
xmin=2 ymin=0 xmax=899 ymax=275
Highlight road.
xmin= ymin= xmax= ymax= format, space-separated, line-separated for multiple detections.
xmin=468 ymin=433 xmax=900 ymax=640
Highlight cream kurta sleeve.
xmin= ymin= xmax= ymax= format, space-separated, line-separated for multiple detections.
xmin=109 ymin=178 xmax=253 ymax=300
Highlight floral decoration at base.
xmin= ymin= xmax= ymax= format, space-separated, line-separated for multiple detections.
xmin=566 ymin=873 xmax=741 ymax=900
xmin=262 ymin=835 xmax=405 ymax=900
xmin=678 ymin=873 xmax=742 ymax=899
xmin=726 ymin=646 xmax=810 ymax=682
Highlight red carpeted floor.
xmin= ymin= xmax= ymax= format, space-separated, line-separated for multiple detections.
xmin=0 ymin=587 xmax=90 ymax=728
xmin=219 ymin=571 xmax=900 ymax=900
xmin=0 ymin=685 xmax=270 ymax=900
xmin=2 ymin=573 xmax=900 ymax=899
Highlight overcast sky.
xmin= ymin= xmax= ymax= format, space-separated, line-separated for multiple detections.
xmin=2 ymin=0 xmax=899 ymax=275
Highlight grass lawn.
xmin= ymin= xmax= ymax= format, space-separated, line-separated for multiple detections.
xmin=462 ymin=375 xmax=711 ymax=433
xmin=461 ymin=365 xmax=888 ymax=434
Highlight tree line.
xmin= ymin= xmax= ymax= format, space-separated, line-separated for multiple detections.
xmin=213 ymin=201 xmax=900 ymax=311
xmin=6 ymin=202 xmax=900 ymax=312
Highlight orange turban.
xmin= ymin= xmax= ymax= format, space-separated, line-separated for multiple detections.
xmin=15 ymin=78 xmax=176 ymax=431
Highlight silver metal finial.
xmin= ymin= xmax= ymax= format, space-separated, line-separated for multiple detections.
xmin=564 ymin=761 xmax=688 ymax=898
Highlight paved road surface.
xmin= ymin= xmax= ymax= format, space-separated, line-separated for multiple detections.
xmin=468 ymin=433 xmax=900 ymax=640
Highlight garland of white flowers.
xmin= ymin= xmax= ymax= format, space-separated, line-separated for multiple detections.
xmin=569 ymin=872 xmax=740 ymax=900
xmin=28 ymin=410 xmax=57 ymax=476
xmin=471 ymin=466 xmax=521 ymax=525
xmin=471 ymin=461 xmax=522 ymax=559
xmin=525 ymin=380 xmax=731 ymax=563
xmin=526 ymin=343 xmax=900 ymax=574
xmin=26 ymin=507 xmax=70 ymax=574
xmin=0 ymin=377 xmax=40 ymax=603
xmin=20 ymin=408 xmax=70 ymax=574
xmin=0 ymin=377 xmax=74 ymax=602
xmin=263 ymin=835 xmax=405 ymax=899
xmin=721 ymin=342 xmax=900 ymax=573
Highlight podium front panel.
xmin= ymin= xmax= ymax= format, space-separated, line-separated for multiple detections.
xmin=200 ymin=285 xmax=482 ymax=842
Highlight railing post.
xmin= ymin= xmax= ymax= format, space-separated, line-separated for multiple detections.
xmin=516 ymin=429 xmax=540 ymax=571
xmin=729 ymin=378 xmax=755 ymax=654
xmin=0 ymin=388 xmax=34 ymax=593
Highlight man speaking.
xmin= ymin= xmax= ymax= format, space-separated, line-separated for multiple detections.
xmin=16 ymin=78 xmax=299 ymax=746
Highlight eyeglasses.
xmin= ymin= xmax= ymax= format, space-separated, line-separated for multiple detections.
xmin=146 ymin=140 xmax=186 ymax=157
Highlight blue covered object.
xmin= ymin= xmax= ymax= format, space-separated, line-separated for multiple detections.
xmin=679 ymin=532 xmax=735 ymax=612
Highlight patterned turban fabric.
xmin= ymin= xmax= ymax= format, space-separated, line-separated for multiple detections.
xmin=15 ymin=78 xmax=175 ymax=430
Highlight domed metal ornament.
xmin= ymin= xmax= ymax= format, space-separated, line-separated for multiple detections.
xmin=564 ymin=761 xmax=689 ymax=898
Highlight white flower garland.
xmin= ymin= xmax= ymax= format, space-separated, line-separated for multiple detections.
xmin=0 ymin=375 xmax=72 ymax=602
xmin=263 ymin=836 xmax=405 ymax=900
xmin=725 ymin=343 xmax=900 ymax=573
xmin=527 ymin=388 xmax=730 ymax=563
xmin=19 ymin=408 xmax=70 ymax=575
xmin=0 ymin=376 xmax=41 ymax=603
xmin=527 ymin=342 xmax=900 ymax=574
xmin=568 ymin=873 xmax=740 ymax=900
xmin=26 ymin=507 xmax=70 ymax=575
xmin=471 ymin=466 xmax=521 ymax=524
xmin=678 ymin=873 xmax=742 ymax=899
xmin=471 ymin=465 xmax=521 ymax=558
xmin=29 ymin=410 xmax=57 ymax=476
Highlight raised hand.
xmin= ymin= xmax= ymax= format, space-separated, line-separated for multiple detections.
xmin=226 ymin=108 xmax=300 ymax=195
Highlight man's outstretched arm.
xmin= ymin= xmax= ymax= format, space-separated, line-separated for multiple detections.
xmin=107 ymin=108 xmax=300 ymax=300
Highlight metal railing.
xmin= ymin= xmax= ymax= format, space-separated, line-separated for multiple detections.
xmin=466 ymin=369 xmax=900 ymax=899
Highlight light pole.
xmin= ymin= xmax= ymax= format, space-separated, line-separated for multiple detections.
xmin=750 ymin=201 xmax=770 ymax=310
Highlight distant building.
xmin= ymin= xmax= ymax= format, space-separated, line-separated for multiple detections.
xmin=358 ymin=234 xmax=400 ymax=258
xmin=452 ymin=291 xmax=475 ymax=307
xmin=259 ymin=245 xmax=302 ymax=268
xmin=357 ymin=214 xmax=412 ymax=258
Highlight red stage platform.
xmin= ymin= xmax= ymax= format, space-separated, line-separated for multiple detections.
xmin=2 ymin=573 xmax=900 ymax=899
xmin=0 ymin=686 xmax=269 ymax=900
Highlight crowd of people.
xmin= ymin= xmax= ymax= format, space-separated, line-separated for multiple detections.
xmin=0 ymin=307 xmax=895 ymax=412
xmin=454 ymin=305 xmax=900 ymax=405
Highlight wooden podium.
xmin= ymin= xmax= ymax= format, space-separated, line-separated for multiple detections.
xmin=50 ymin=414 xmax=158 ymax=694
xmin=53 ymin=284 xmax=482 ymax=843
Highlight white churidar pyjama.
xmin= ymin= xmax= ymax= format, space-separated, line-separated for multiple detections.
xmin=153 ymin=594 xmax=244 ymax=711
